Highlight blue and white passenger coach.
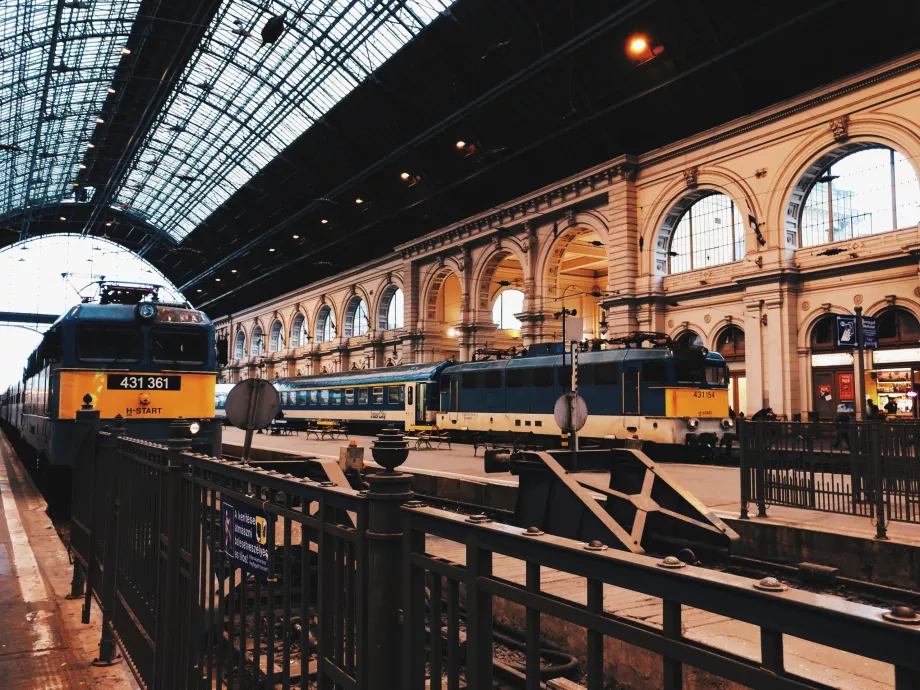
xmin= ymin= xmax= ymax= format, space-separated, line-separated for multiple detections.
xmin=217 ymin=361 xmax=451 ymax=429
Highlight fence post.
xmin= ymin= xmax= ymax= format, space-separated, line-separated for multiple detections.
xmin=69 ymin=409 xmax=100 ymax=599
xmin=94 ymin=416 xmax=126 ymax=665
xmin=366 ymin=471 xmax=413 ymax=690
xmin=157 ymin=419 xmax=191 ymax=690
xmin=756 ymin=422 xmax=768 ymax=518
xmin=870 ymin=420 xmax=888 ymax=540
xmin=739 ymin=421 xmax=749 ymax=519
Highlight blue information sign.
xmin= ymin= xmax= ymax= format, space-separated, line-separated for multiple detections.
xmin=221 ymin=498 xmax=269 ymax=574
xmin=835 ymin=314 xmax=878 ymax=349
xmin=861 ymin=316 xmax=878 ymax=350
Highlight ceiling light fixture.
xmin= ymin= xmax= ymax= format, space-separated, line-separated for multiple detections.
xmin=95 ymin=117 xmax=104 ymax=124
xmin=105 ymin=221 xmax=113 ymax=226
xmin=215 ymin=278 xmax=221 ymax=282
xmin=107 ymin=87 xmax=116 ymax=94
xmin=455 ymin=140 xmax=465 ymax=149
xmin=231 ymin=269 xmax=237 ymax=273
xmin=86 ymin=142 xmax=95 ymax=148
xmin=292 ymin=234 xmax=299 ymax=239
xmin=79 ymin=163 xmax=86 ymax=169
xmin=269 ymin=248 xmax=276 ymax=252
xmin=197 ymin=289 xmax=202 ymax=293
xmin=355 ymin=197 xmax=363 ymax=204
xmin=627 ymin=35 xmax=648 ymax=55
xmin=73 ymin=182 xmax=79 ymax=187
xmin=120 ymin=47 xmax=131 ymax=55
xmin=60 ymin=216 xmax=66 ymax=221
xmin=320 ymin=219 xmax=328 ymax=224
xmin=400 ymin=172 xmax=410 ymax=180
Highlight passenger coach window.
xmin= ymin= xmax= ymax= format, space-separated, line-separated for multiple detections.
xmin=388 ymin=386 xmax=401 ymax=404
xmin=150 ymin=328 xmax=208 ymax=364
xmin=373 ymin=387 xmax=384 ymax=404
xmin=319 ymin=389 xmax=330 ymax=405
xmin=534 ymin=368 xmax=553 ymax=387
xmin=359 ymin=388 xmax=369 ymax=405
xmin=676 ymin=361 xmax=703 ymax=384
xmin=345 ymin=388 xmax=354 ymax=405
xmin=77 ymin=325 xmax=142 ymax=363
xmin=643 ymin=361 xmax=668 ymax=384
xmin=331 ymin=390 xmax=342 ymax=405
xmin=705 ymin=364 xmax=727 ymax=385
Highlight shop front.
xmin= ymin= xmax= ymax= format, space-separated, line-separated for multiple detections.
xmin=869 ymin=347 xmax=920 ymax=418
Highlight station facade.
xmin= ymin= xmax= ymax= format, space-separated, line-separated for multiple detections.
xmin=215 ymin=53 xmax=920 ymax=420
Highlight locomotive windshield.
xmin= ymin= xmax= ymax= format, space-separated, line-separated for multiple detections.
xmin=150 ymin=328 xmax=209 ymax=365
xmin=76 ymin=325 xmax=143 ymax=363
xmin=705 ymin=363 xmax=727 ymax=385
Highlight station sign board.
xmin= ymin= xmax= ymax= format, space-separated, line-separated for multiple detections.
xmin=835 ymin=315 xmax=877 ymax=349
xmin=221 ymin=498 xmax=269 ymax=575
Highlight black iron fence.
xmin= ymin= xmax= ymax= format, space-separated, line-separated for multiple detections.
xmin=739 ymin=420 xmax=920 ymax=538
xmin=69 ymin=411 xmax=920 ymax=690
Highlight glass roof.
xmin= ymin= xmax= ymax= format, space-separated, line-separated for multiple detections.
xmin=0 ymin=0 xmax=141 ymax=220
xmin=117 ymin=0 xmax=452 ymax=242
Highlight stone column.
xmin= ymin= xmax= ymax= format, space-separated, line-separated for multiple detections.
xmin=744 ymin=299 xmax=766 ymax=413
xmin=602 ymin=157 xmax=640 ymax=337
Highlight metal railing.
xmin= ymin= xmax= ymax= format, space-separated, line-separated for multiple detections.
xmin=68 ymin=410 xmax=920 ymax=690
xmin=401 ymin=505 xmax=920 ymax=690
xmin=739 ymin=420 xmax=920 ymax=538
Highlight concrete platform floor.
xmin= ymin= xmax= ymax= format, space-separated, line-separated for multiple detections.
xmin=0 ymin=431 xmax=137 ymax=690
xmin=222 ymin=427 xmax=920 ymax=545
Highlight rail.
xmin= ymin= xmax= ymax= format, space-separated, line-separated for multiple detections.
xmin=68 ymin=410 xmax=920 ymax=690
xmin=739 ymin=420 xmax=920 ymax=538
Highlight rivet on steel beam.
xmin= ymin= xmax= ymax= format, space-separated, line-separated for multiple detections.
xmin=882 ymin=606 xmax=920 ymax=625
xmin=584 ymin=540 xmax=608 ymax=551
xmin=522 ymin=526 xmax=544 ymax=537
xmin=753 ymin=576 xmax=788 ymax=592
xmin=466 ymin=514 xmax=492 ymax=524
xmin=320 ymin=481 xmax=337 ymax=487
xmin=283 ymin=473 xmax=294 ymax=479
xmin=657 ymin=556 xmax=686 ymax=569
xmin=404 ymin=500 xmax=425 ymax=508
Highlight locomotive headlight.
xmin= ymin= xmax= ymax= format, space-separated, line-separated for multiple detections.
xmin=189 ymin=421 xmax=201 ymax=435
xmin=686 ymin=417 xmax=700 ymax=430
xmin=720 ymin=417 xmax=734 ymax=429
xmin=136 ymin=302 xmax=158 ymax=321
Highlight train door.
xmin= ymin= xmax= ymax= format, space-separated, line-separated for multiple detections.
xmin=414 ymin=383 xmax=429 ymax=425
xmin=449 ymin=377 xmax=459 ymax=423
xmin=623 ymin=365 xmax=640 ymax=414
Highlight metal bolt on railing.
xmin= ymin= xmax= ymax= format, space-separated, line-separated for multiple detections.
xmin=754 ymin=576 xmax=788 ymax=592
xmin=658 ymin=556 xmax=686 ymax=569
xmin=584 ymin=540 xmax=608 ymax=551
xmin=882 ymin=606 xmax=920 ymax=625
xmin=466 ymin=514 xmax=492 ymax=524
xmin=522 ymin=526 xmax=544 ymax=536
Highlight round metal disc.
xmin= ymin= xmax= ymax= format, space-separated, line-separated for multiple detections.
xmin=554 ymin=392 xmax=588 ymax=432
xmin=225 ymin=379 xmax=281 ymax=430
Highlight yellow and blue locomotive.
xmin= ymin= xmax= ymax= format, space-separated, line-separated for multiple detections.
xmin=0 ymin=284 xmax=221 ymax=478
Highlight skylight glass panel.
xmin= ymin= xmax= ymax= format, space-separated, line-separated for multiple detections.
xmin=0 ymin=0 xmax=142 ymax=220
xmin=117 ymin=0 xmax=452 ymax=242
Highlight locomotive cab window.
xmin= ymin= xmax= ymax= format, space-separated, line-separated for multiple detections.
xmin=76 ymin=325 xmax=142 ymax=363
xmin=150 ymin=328 xmax=208 ymax=365
xmin=705 ymin=364 xmax=727 ymax=385
xmin=643 ymin=361 xmax=668 ymax=384
xmin=675 ymin=360 xmax=703 ymax=385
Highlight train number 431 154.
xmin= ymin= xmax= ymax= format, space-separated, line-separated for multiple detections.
xmin=692 ymin=390 xmax=716 ymax=399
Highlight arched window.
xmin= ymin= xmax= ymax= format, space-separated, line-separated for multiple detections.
xmin=800 ymin=147 xmax=920 ymax=247
xmin=234 ymin=331 xmax=246 ymax=359
xmin=876 ymin=308 xmax=920 ymax=347
xmin=492 ymin=289 xmax=524 ymax=330
xmin=675 ymin=330 xmax=703 ymax=348
xmin=250 ymin=325 xmax=264 ymax=356
xmin=668 ymin=194 xmax=745 ymax=274
xmin=343 ymin=297 xmax=369 ymax=337
xmin=810 ymin=314 xmax=837 ymax=352
xmin=385 ymin=288 xmax=404 ymax=330
xmin=290 ymin=313 xmax=308 ymax=348
xmin=716 ymin=326 xmax=745 ymax=361
xmin=269 ymin=320 xmax=285 ymax=352
xmin=315 ymin=306 xmax=337 ymax=343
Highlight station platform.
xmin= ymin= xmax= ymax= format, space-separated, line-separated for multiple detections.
xmin=221 ymin=427 xmax=920 ymax=546
xmin=0 ymin=432 xmax=137 ymax=690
